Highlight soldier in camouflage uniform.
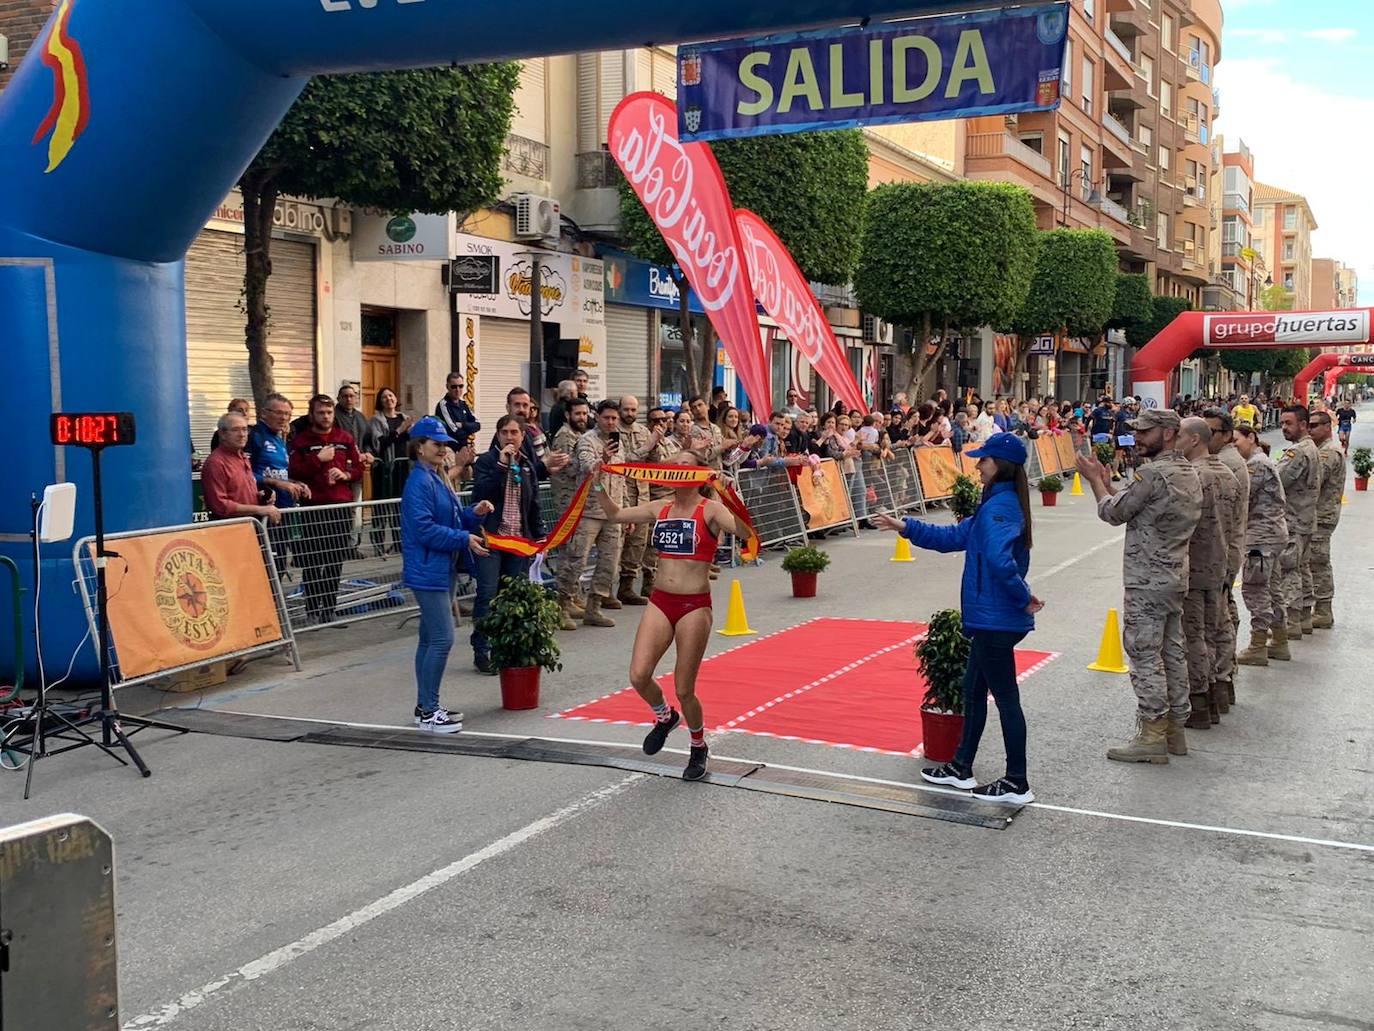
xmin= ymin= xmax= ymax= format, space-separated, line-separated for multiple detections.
xmin=1077 ymin=409 xmax=1201 ymax=764
xmin=1307 ymin=410 xmax=1346 ymax=629
xmin=1179 ymin=418 xmax=1240 ymax=728
xmin=557 ymin=400 xmax=625 ymax=628
xmin=1276 ymin=405 xmax=1321 ymax=640
xmin=1233 ymin=424 xmax=1289 ymax=665
xmin=1204 ymin=409 xmax=1249 ymax=701
xmin=549 ymin=398 xmax=591 ymax=629
xmin=637 ymin=406 xmax=684 ymax=599
xmin=615 ymin=395 xmax=660 ymax=607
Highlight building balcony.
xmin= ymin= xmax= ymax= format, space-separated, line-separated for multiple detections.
xmin=1108 ymin=67 xmax=1150 ymax=111
xmin=1109 ymin=5 xmax=1148 ymax=37
xmin=1100 ymin=195 xmax=1132 ymax=225
xmin=504 ymin=133 xmax=550 ymax=182
xmin=1103 ymin=32 xmax=1135 ymax=90
xmin=1101 ymin=115 xmax=1135 ymax=167
xmin=1182 ymin=179 xmax=1205 ymax=208
xmin=1223 ymin=192 xmax=1249 ymax=215
xmin=964 ymin=132 xmax=1066 ymax=208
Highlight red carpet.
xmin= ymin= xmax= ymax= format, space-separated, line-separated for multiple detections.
xmin=554 ymin=618 xmax=1057 ymax=757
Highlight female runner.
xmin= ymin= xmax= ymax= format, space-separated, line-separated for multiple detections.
xmin=594 ymin=465 xmax=752 ymax=781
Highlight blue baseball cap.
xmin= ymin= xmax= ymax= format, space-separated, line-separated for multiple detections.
xmin=409 ymin=415 xmax=458 ymax=446
xmin=965 ymin=431 xmax=1027 ymax=465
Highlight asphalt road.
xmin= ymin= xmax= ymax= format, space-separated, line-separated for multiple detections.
xmin=3 ymin=412 xmax=1371 ymax=1031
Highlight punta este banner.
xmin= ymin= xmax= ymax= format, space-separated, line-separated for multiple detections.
xmin=735 ymin=209 xmax=867 ymax=414
xmin=609 ymin=92 xmax=771 ymax=415
xmin=676 ymin=2 xmax=1068 ymax=141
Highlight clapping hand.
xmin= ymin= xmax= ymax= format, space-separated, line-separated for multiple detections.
xmin=1075 ymin=452 xmax=1106 ymax=484
xmin=473 ymin=500 xmax=494 ymax=517
xmin=871 ymin=513 xmax=904 ymax=532
xmin=468 ymin=535 xmax=490 ymax=558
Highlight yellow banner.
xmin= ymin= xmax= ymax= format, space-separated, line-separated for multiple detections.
xmin=100 ymin=522 xmax=283 ymax=680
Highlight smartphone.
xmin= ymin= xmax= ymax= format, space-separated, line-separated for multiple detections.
xmin=608 ymin=431 xmax=621 ymax=445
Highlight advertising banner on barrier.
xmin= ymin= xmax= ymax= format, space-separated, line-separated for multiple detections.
xmin=99 ymin=522 xmax=284 ymax=680
xmin=795 ymin=459 xmax=853 ymax=529
xmin=1035 ymin=435 xmax=1061 ymax=476
xmin=914 ymin=446 xmax=960 ymax=500
xmin=1055 ymin=433 xmax=1076 ymax=472
xmin=609 ymin=92 xmax=771 ymax=415
xmin=735 ymin=209 xmax=868 ymax=414
xmin=676 ymin=3 xmax=1068 ymax=141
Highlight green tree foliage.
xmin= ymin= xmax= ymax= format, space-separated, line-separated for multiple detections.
xmin=853 ymin=181 xmax=1039 ymax=395
xmin=1259 ymin=283 xmax=1295 ymax=311
xmin=1219 ymin=347 xmax=1310 ymax=377
xmin=1109 ymin=273 xmax=1153 ymax=328
xmin=618 ymin=129 xmax=869 ymax=398
xmin=1127 ymin=295 xmax=1194 ymax=349
xmin=1015 ymin=228 xmax=1119 ymax=338
xmin=238 ymin=65 xmax=520 ymax=404
xmin=1270 ymin=348 xmax=1310 ymax=377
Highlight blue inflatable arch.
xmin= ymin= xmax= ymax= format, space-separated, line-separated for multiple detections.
xmin=0 ymin=0 xmax=939 ymax=678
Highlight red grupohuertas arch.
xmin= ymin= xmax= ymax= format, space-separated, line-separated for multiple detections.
xmin=1293 ymin=351 xmax=1374 ymax=400
xmin=1130 ymin=308 xmax=1374 ymax=410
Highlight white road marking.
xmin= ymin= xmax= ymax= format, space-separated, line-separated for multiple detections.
xmin=122 ymin=774 xmax=643 ymax=1029
xmin=194 ymin=712 xmax=1374 ymax=854
xmin=1033 ymin=534 xmax=1122 ymax=580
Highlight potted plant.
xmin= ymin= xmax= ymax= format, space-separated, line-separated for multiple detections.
xmin=949 ymin=473 xmax=981 ymax=521
xmin=1353 ymin=447 xmax=1372 ymax=491
xmin=780 ymin=544 xmax=831 ymax=598
xmin=473 ymin=575 xmax=563 ymax=710
xmin=1037 ymin=473 xmax=1065 ymax=507
xmin=916 ymin=609 xmax=970 ymax=764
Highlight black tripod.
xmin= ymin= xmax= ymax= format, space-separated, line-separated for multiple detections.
xmin=17 ymin=448 xmax=171 ymax=797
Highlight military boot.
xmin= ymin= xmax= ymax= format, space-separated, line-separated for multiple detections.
xmin=1227 ymin=679 xmax=1236 ymax=706
xmin=601 ymin=591 xmax=623 ymax=611
xmin=583 ymin=594 xmax=616 ymax=627
xmin=1165 ymin=718 xmax=1188 ymax=757
xmin=1311 ymin=599 xmax=1334 ymax=629
xmin=617 ymin=574 xmax=648 ymax=607
xmin=1211 ymin=680 xmax=1230 ymax=717
xmin=639 ymin=571 xmax=655 ymax=599
xmin=557 ymin=602 xmax=578 ymax=632
xmin=1237 ymin=630 xmax=1270 ymax=667
xmin=1286 ymin=609 xmax=1305 ymax=642
xmin=1185 ymin=694 xmax=1212 ymax=730
xmin=1267 ymin=625 xmax=1292 ymax=661
xmin=567 ymin=591 xmax=587 ymax=619
xmin=1301 ymin=607 xmax=1314 ymax=635
xmin=1107 ymin=715 xmax=1170 ymax=764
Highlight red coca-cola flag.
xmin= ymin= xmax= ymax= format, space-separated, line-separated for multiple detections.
xmin=734 ymin=209 xmax=868 ymax=416
xmin=609 ymin=92 xmax=770 ymax=416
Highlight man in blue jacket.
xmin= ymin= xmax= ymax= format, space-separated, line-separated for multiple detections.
xmin=875 ymin=432 xmax=1042 ymax=804
xmin=434 ymin=372 xmax=481 ymax=449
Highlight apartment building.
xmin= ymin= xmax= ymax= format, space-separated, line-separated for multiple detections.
xmin=1252 ymin=183 xmax=1318 ymax=309
xmin=1313 ymin=260 xmax=1359 ymax=310
xmin=1336 ymin=264 xmax=1359 ymax=309
xmin=1213 ymin=138 xmax=1265 ymax=310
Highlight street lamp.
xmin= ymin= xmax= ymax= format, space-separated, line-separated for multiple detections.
xmin=1061 ymin=168 xmax=1104 ymax=227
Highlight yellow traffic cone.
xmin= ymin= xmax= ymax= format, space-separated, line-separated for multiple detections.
xmin=890 ymin=536 xmax=915 ymax=563
xmin=1342 ymin=492 xmax=1349 ymax=505
xmin=1087 ymin=608 xmax=1130 ymax=673
xmin=716 ymin=579 xmax=757 ymax=637
xmin=1070 ymin=471 xmax=1085 ymax=496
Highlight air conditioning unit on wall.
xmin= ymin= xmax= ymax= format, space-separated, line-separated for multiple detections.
xmin=514 ymin=193 xmax=561 ymax=244
xmin=862 ymin=314 xmax=894 ymax=345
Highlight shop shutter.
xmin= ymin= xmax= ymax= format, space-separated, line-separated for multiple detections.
xmin=474 ymin=317 xmax=530 ymax=439
xmin=185 ymin=230 xmax=317 ymax=453
xmin=513 ymin=58 xmax=547 ymax=143
xmin=577 ymin=52 xmax=625 ymax=152
xmin=650 ymin=47 xmax=678 ymax=99
xmin=604 ymin=305 xmax=651 ymax=404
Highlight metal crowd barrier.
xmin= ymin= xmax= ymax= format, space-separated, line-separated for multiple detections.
xmin=735 ymin=465 xmax=809 ymax=550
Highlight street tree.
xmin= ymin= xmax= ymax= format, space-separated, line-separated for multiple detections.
xmin=618 ymin=129 xmax=869 ymax=401
xmin=238 ymin=64 xmax=520 ymax=405
xmin=853 ymin=181 xmax=1039 ymax=400
xmin=1014 ymin=229 xmax=1119 ymax=364
xmin=1127 ymin=294 xmax=1193 ymax=349
xmin=1259 ymin=283 xmax=1295 ymax=311
xmin=1108 ymin=272 xmax=1153 ymax=329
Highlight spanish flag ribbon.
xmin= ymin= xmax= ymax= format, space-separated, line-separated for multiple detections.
xmin=483 ymin=464 xmax=758 ymax=562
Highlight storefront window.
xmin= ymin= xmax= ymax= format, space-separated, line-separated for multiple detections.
xmin=658 ymin=314 xmax=711 ymax=408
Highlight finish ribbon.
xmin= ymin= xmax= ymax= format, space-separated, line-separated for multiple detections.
xmin=484 ymin=463 xmax=759 ymax=562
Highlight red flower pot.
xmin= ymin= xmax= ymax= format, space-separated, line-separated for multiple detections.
xmin=790 ymin=571 xmax=818 ymax=598
xmin=1041 ymin=492 xmax=1058 ymax=507
xmin=1357 ymin=477 xmax=1369 ymax=492
xmin=498 ymin=666 xmax=541 ymax=710
xmin=921 ymin=708 xmax=965 ymax=763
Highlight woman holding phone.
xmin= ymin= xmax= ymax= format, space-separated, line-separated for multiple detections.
xmin=874 ymin=432 xmax=1043 ymax=803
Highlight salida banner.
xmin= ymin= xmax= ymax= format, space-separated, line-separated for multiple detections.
xmin=676 ymin=2 xmax=1068 ymax=141
xmin=735 ymin=209 xmax=867 ymax=414
xmin=609 ymin=92 xmax=771 ymax=415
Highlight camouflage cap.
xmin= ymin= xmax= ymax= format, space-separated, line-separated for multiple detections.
xmin=1127 ymin=409 xmax=1181 ymax=431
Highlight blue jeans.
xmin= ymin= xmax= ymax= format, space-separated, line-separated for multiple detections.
xmin=954 ymin=629 xmax=1029 ymax=781
xmin=470 ymin=552 xmax=531 ymax=660
xmin=414 ymin=589 xmax=455 ymax=713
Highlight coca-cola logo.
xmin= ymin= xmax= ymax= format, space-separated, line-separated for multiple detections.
xmin=611 ymin=96 xmax=740 ymax=314
xmin=736 ymin=217 xmax=826 ymax=364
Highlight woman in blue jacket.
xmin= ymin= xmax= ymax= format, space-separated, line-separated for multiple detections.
xmin=875 ymin=432 xmax=1043 ymax=804
xmin=402 ymin=416 xmax=491 ymax=733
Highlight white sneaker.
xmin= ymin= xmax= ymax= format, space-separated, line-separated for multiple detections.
xmin=416 ymin=708 xmax=463 ymax=734
xmin=414 ymin=705 xmax=464 ymax=726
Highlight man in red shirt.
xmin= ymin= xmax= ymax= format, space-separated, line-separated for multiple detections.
xmin=202 ymin=413 xmax=282 ymax=523
xmin=288 ymin=394 xmax=364 ymax=624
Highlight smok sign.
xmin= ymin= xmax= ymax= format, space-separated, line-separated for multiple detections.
xmin=1204 ymin=311 xmax=1369 ymax=346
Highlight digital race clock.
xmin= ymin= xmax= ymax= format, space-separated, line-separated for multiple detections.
xmin=49 ymin=412 xmax=137 ymax=448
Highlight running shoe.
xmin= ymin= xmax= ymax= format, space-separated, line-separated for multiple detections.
xmin=970 ymin=778 xmax=1034 ymax=805
xmin=414 ymin=705 xmax=464 ymax=726
xmin=920 ymin=762 xmax=976 ymax=790
xmin=416 ymin=709 xmax=463 ymax=734
xmin=683 ymin=744 xmax=709 ymax=781
xmin=642 ymin=709 xmax=680 ymax=755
